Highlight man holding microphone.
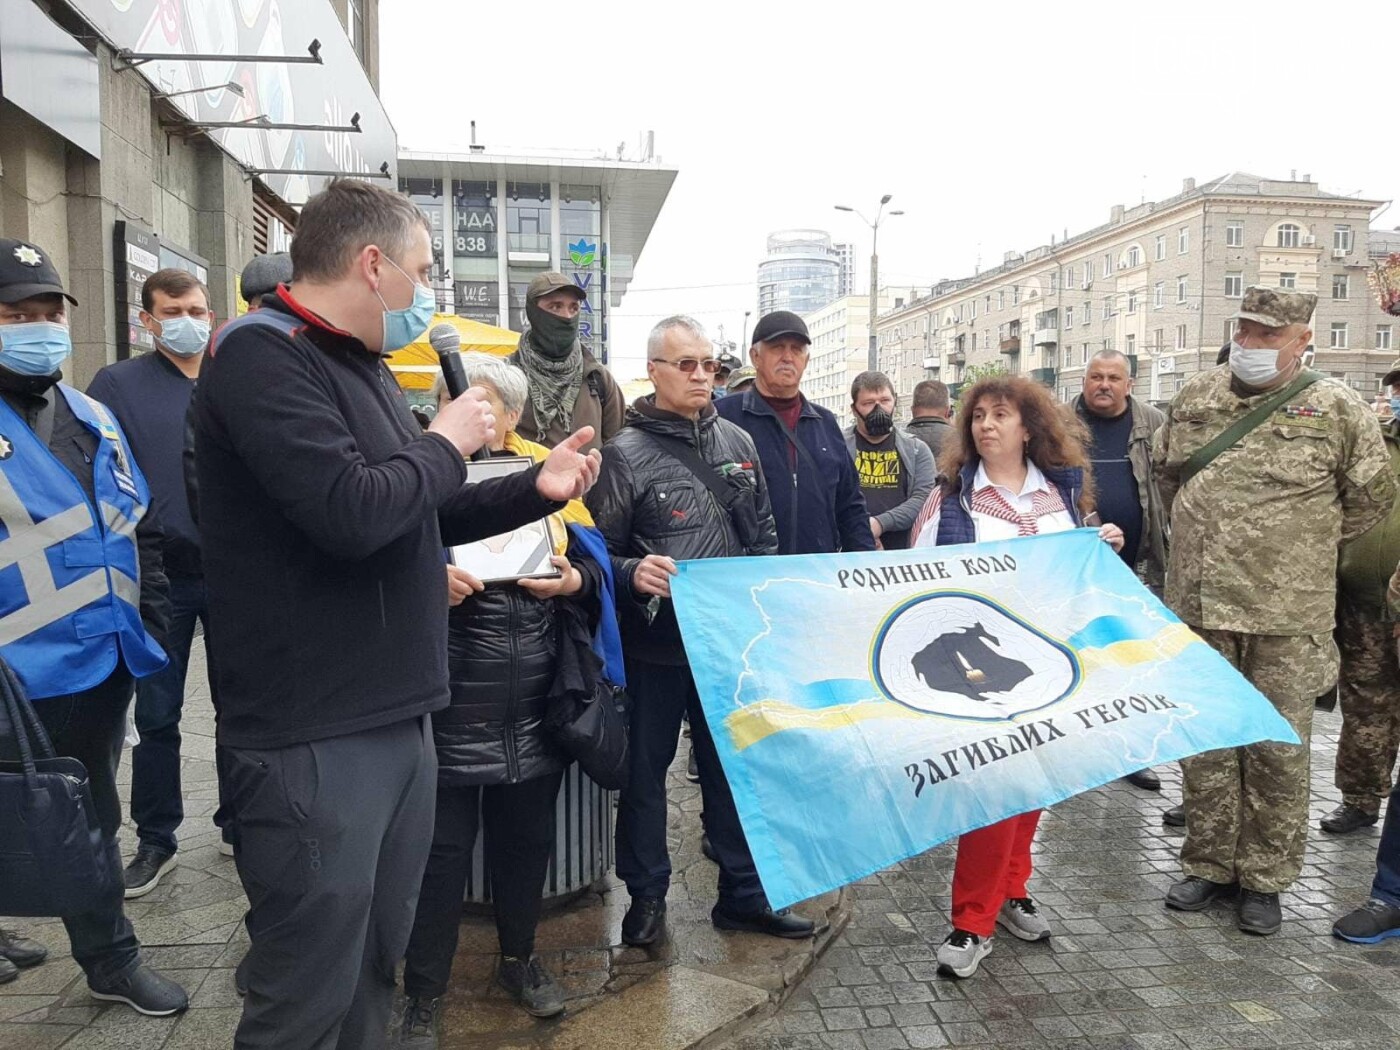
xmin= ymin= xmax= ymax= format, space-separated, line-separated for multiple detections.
xmin=193 ymin=178 xmax=600 ymax=1050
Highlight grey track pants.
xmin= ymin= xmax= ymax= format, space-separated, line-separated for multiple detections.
xmin=222 ymin=716 xmax=436 ymax=1050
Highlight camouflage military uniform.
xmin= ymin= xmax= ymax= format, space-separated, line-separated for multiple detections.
xmin=1334 ymin=595 xmax=1400 ymax=816
xmin=1154 ymin=294 xmax=1395 ymax=890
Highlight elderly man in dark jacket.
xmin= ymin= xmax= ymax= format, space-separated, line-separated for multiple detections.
xmin=588 ymin=315 xmax=815 ymax=947
xmin=716 ymin=311 xmax=875 ymax=555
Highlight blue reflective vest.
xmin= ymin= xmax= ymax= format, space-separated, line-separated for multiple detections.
xmin=0 ymin=384 xmax=168 ymax=699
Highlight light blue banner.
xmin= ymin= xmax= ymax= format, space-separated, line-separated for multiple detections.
xmin=670 ymin=530 xmax=1300 ymax=910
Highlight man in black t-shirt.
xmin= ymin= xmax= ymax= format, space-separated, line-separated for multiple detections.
xmin=842 ymin=372 xmax=934 ymax=551
xmin=1073 ymin=349 xmax=1169 ymax=795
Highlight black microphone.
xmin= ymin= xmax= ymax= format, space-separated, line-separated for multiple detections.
xmin=428 ymin=322 xmax=489 ymax=462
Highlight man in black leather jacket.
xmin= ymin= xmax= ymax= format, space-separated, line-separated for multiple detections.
xmin=587 ymin=315 xmax=815 ymax=947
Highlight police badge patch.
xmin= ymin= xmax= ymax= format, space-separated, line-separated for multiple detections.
xmin=12 ymin=245 xmax=42 ymax=267
xmin=0 ymin=435 xmax=12 ymax=460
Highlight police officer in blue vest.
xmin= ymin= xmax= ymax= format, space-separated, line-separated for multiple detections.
xmin=0 ymin=238 xmax=189 ymax=1016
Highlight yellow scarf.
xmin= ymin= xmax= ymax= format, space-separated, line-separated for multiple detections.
xmin=502 ymin=431 xmax=595 ymax=555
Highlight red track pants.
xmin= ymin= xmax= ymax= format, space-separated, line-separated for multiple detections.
xmin=950 ymin=809 xmax=1042 ymax=938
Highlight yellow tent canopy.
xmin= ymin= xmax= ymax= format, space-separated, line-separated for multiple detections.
xmin=386 ymin=313 xmax=519 ymax=390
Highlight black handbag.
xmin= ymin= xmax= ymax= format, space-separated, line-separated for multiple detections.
xmin=546 ymin=599 xmax=631 ymax=790
xmin=0 ymin=658 xmax=119 ymax=917
xmin=548 ymin=679 xmax=631 ymax=790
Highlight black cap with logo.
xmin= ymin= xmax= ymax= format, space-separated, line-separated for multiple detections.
xmin=750 ymin=310 xmax=809 ymax=347
xmin=0 ymin=239 xmax=78 ymax=306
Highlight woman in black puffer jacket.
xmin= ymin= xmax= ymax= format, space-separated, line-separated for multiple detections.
xmin=401 ymin=354 xmax=604 ymax=1031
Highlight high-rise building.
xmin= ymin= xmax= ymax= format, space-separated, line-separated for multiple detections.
xmin=876 ymin=173 xmax=1393 ymax=404
xmin=835 ymin=241 xmax=856 ymax=297
xmin=757 ymin=229 xmax=844 ymax=316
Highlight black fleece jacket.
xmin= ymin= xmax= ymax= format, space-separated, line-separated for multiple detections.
xmin=193 ymin=290 xmax=562 ymax=748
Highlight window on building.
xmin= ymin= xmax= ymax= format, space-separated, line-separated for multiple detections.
xmin=1064 ymin=305 xmax=1074 ymax=328
xmin=1127 ymin=290 xmax=1138 ymax=313
xmin=1125 ymin=334 xmax=1135 ymax=357
xmin=1083 ymin=300 xmax=1091 ymax=324
xmin=1176 ymin=324 xmax=1188 ymax=349
xmin=997 ymin=289 xmax=1005 ymax=310
xmin=347 ymin=0 xmax=366 ymax=66
xmin=1012 ymin=286 xmax=1021 ymax=305
xmin=970 ymin=298 xmax=978 ymax=319
xmin=1102 ymin=297 xmax=1113 ymax=319
xmin=1330 ymin=322 xmax=1349 ymax=349
xmin=1154 ymin=281 xmax=1164 ymax=308
xmin=1378 ymin=326 xmax=1393 ymax=351
xmin=1153 ymin=328 xmax=1164 ymax=352
xmin=1064 ymin=266 xmax=1075 ymax=288
xmin=1223 ymin=318 xmax=1236 ymax=344
xmin=1049 ymin=272 xmax=1059 ymax=294
xmin=1126 ymin=246 xmax=1141 ymax=268
xmin=1334 ymin=224 xmax=1353 ymax=252
xmin=970 ymin=333 xmax=977 ymax=352
xmin=1279 ymin=272 xmax=1297 ymax=289
xmin=1333 ymin=274 xmax=1349 ymax=300
xmin=1102 ymin=337 xmax=1114 ymax=353
xmin=1226 ymin=221 xmax=1244 ymax=248
xmin=1155 ymin=234 xmax=1166 ymax=261
xmin=1177 ymin=275 xmax=1188 ymax=303
xmin=1224 ymin=273 xmax=1243 ymax=298
xmin=1178 ymin=227 xmax=1190 ymax=254
xmin=1277 ymin=223 xmax=1301 ymax=248
xmin=1102 ymin=253 xmax=1112 ymax=278
xmin=1082 ymin=265 xmax=1093 ymax=289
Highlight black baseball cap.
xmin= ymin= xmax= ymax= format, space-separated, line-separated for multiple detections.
xmin=0 ymin=239 xmax=78 ymax=306
xmin=751 ymin=310 xmax=809 ymax=347
xmin=716 ymin=350 xmax=740 ymax=374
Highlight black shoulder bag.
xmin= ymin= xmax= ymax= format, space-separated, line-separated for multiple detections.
xmin=644 ymin=432 xmax=764 ymax=551
xmin=0 ymin=658 xmax=120 ymax=916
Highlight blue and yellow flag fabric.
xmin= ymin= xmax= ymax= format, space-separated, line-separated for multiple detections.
xmin=670 ymin=530 xmax=1299 ymax=910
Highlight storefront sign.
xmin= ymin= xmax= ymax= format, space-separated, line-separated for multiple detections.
xmin=64 ymin=0 xmax=397 ymax=203
xmin=114 ymin=221 xmax=159 ymax=359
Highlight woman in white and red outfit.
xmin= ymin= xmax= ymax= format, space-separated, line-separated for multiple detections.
xmin=909 ymin=375 xmax=1123 ymax=979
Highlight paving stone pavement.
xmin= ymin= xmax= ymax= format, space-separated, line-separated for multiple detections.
xmin=719 ymin=709 xmax=1400 ymax=1050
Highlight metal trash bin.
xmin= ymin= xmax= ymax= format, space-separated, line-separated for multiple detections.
xmin=464 ymin=763 xmax=614 ymax=906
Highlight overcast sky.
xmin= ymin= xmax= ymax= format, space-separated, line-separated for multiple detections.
xmin=380 ymin=0 xmax=1396 ymax=381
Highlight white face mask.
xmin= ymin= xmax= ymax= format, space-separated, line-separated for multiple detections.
xmin=1228 ymin=334 xmax=1300 ymax=387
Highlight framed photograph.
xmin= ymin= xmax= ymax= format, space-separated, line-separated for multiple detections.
xmin=450 ymin=456 xmax=561 ymax=584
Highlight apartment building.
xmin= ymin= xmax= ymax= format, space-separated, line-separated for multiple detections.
xmin=876 ymin=173 xmax=1393 ymax=405
xmin=804 ymin=288 xmax=923 ymax=425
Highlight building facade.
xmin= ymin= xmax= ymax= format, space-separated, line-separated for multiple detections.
xmin=804 ymin=288 xmax=923 ymax=426
xmin=757 ymin=229 xmax=845 ymax=317
xmin=876 ymin=174 xmax=1394 ymax=406
xmin=397 ymin=149 xmax=677 ymax=365
xmin=0 ymin=0 xmax=393 ymax=383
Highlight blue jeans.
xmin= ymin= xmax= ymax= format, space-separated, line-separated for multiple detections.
xmin=1374 ymin=781 xmax=1400 ymax=907
xmin=130 ymin=574 xmax=208 ymax=853
xmin=614 ymin=657 xmax=767 ymax=914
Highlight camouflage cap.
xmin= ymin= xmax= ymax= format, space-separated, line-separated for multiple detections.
xmin=1231 ymin=285 xmax=1317 ymax=329
xmin=727 ymin=365 xmax=757 ymax=390
xmin=1382 ymin=357 xmax=1400 ymax=387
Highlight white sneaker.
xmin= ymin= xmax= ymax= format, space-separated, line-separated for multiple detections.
xmin=936 ymin=929 xmax=991 ymax=979
xmin=997 ymin=897 xmax=1051 ymax=941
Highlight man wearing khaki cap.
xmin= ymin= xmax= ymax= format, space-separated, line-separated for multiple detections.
xmin=1153 ymin=286 xmax=1395 ymax=935
xmin=1329 ymin=357 xmax=1400 ymax=836
xmin=508 ymin=272 xmax=623 ymax=455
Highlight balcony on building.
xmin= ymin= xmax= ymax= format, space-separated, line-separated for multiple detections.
xmin=948 ymin=349 xmax=966 ymax=365
xmin=921 ymin=356 xmax=940 ymax=370
xmin=1033 ymin=310 xmax=1058 ymax=347
xmin=999 ymin=321 xmax=1021 ymax=354
xmin=1029 ymin=367 xmax=1056 ymax=387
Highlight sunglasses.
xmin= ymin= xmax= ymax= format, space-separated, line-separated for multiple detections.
xmin=651 ymin=357 xmax=722 ymax=374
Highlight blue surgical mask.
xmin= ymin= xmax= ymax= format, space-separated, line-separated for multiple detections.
xmin=375 ymin=256 xmax=435 ymax=352
xmin=0 ymin=321 xmax=72 ymax=376
xmin=155 ymin=315 xmax=210 ymax=358
xmin=1389 ymin=396 xmax=1400 ymax=417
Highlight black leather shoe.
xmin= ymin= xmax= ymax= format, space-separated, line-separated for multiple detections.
xmin=1122 ymin=768 xmax=1162 ymax=791
xmin=0 ymin=957 xmax=16 ymax=985
xmin=701 ymin=833 xmax=718 ymax=863
xmin=711 ymin=904 xmax=816 ymax=939
xmin=686 ymin=747 xmax=700 ymax=783
xmin=621 ymin=896 xmax=666 ymax=946
xmin=0 ymin=928 xmax=48 ymax=968
xmin=1165 ymin=876 xmax=1237 ymax=912
xmin=1238 ymin=889 xmax=1282 ymax=935
xmin=1320 ymin=803 xmax=1379 ymax=835
xmin=122 ymin=845 xmax=178 ymax=899
xmin=498 ymin=955 xmax=565 ymax=1018
xmin=88 ymin=964 xmax=189 ymax=1016
xmin=1162 ymin=804 xmax=1186 ymax=827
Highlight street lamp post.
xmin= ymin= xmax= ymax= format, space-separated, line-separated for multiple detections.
xmin=836 ymin=196 xmax=903 ymax=373
xmin=741 ymin=310 xmax=752 ymax=359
